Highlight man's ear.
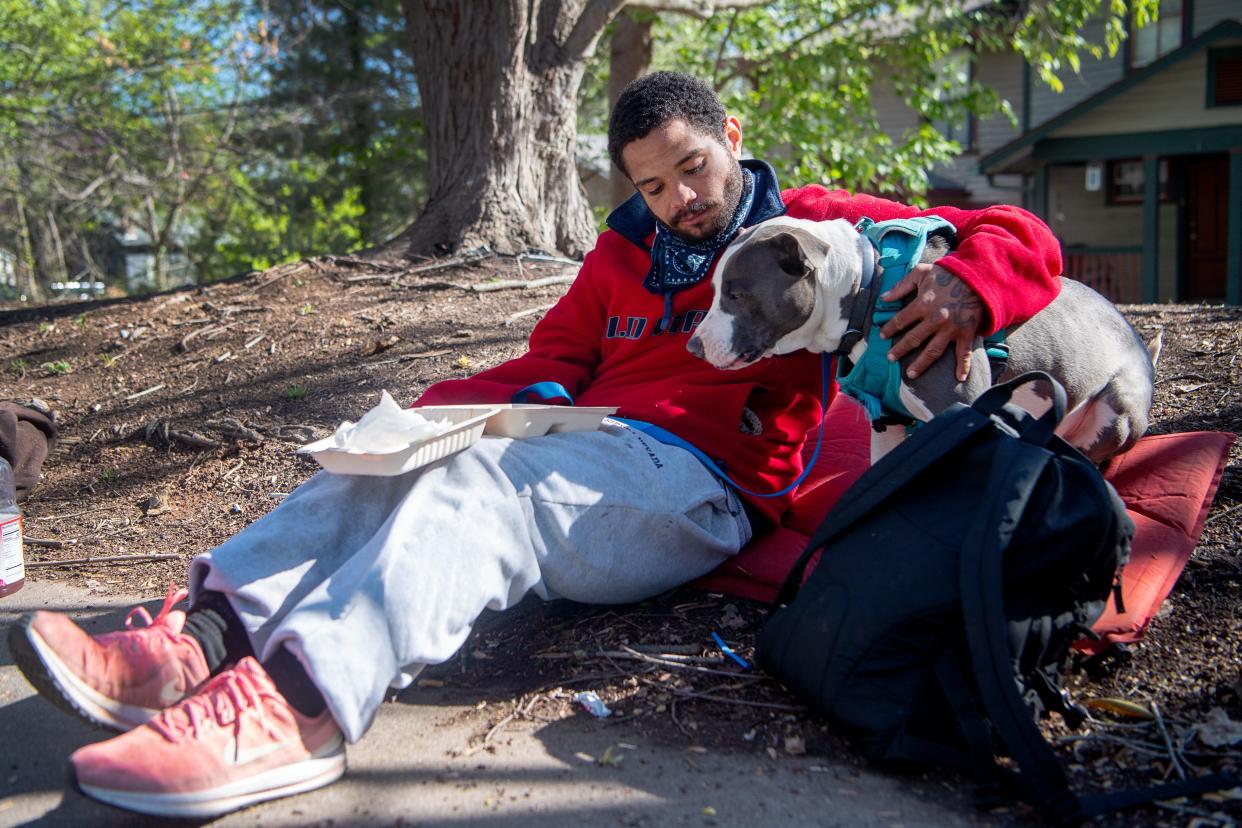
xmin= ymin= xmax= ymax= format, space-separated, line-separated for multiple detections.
xmin=723 ymin=115 xmax=742 ymax=158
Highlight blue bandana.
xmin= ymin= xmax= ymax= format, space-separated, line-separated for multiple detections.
xmin=642 ymin=168 xmax=755 ymax=295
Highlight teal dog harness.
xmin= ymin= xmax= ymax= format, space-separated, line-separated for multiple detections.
xmin=837 ymin=216 xmax=1008 ymax=429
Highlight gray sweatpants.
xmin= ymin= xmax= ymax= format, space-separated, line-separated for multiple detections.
xmin=188 ymin=420 xmax=751 ymax=741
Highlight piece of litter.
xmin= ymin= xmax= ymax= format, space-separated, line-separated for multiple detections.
xmin=388 ymin=671 xmax=417 ymax=690
xmin=574 ymin=691 xmax=611 ymax=718
xmin=315 ymin=390 xmax=452 ymax=453
xmin=784 ymin=736 xmax=806 ymax=756
xmin=711 ymin=632 xmax=750 ymax=670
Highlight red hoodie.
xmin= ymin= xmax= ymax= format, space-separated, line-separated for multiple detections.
xmin=415 ymin=179 xmax=1062 ymax=524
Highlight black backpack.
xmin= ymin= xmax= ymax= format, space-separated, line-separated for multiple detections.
xmin=757 ymin=372 xmax=1234 ymax=824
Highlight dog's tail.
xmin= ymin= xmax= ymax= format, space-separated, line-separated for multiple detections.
xmin=1146 ymin=328 xmax=1164 ymax=368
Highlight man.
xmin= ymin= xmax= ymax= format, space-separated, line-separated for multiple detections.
xmin=9 ymin=72 xmax=1061 ymax=818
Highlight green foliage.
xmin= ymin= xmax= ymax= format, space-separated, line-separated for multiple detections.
xmin=283 ymin=383 xmax=308 ymax=400
xmin=41 ymin=359 xmax=73 ymax=375
xmin=0 ymin=0 xmax=422 ymax=293
xmin=582 ymin=0 xmax=1161 ymax=203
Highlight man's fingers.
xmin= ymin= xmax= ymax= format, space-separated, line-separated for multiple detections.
xmin=879 ymin=269 xmax=919 ymax=304
xmin=954 ymin=337 xmax=973 ymax=383
xmin=885 ymin=319 xmax=936 ymax=362
xmin=903 ymin=332 xmax=953 ymax=379
xmin=879 ymin=304 xmax=919 ymax=340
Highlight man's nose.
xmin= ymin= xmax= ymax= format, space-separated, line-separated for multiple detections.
xmin=671 ymin=183 xmax=698 ymax=210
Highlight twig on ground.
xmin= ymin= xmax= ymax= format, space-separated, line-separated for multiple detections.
xmin=23 ymin=537 xmax=75 ymax=548
xmin=26 ymin=553 xmax=178 ymax=569
xmin=534 ymin=649 xmax=725 ymax=666
xmin=1205 ymin=502 xmax=1242 ymax=526
xmin=470 ymin=275 xmax=574 ymax=294
xmin=27 ymin=504 xmax=112 ymax=522
xmin=669 ymin=688 xmax=805 ymax=713
xmin=1152 ymin=702 xmax=1188 ymax=781
xmin=327 ymin=256 xmax=403 ymax=274
xmin=515 ymin=253 xmax=581 ymax=267
xmin=617 ymin=644 xmax=760 ymax=679
xmin=253 ymin=261 xmax=311 ymax=292
xmin=505 ymin=304 xmax=556 ymax=326
xmin=124 ymin=384 xmax=165 ymax=401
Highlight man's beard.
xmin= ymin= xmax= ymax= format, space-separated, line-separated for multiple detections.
xmin=667 ymin=161 xmax=744 ymax=243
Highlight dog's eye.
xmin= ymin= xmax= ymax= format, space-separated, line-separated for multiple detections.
xmin=726 ymin=290 xmax=744 ymax=303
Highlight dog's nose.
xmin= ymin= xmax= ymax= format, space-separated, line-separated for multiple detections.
xmin=686 ymin=335 xmax=705 ymax=359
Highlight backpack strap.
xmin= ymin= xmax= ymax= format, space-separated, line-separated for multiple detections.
xmin=959 ymin=438 xmax=1239 ymax=824
xmin=773 ymin=401 xmax=991 ymax=606
xmin=776 ymin=371 xmax=1069 ymax=607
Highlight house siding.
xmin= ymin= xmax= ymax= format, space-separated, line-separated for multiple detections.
xmin=1052 ymin=38 xmax=1242 ymax=137
xmin=1046 ymin=165 xmax=1179 ymax=299
xmin=1030 ymin=18 xmax=1126 ymax=126
xmin=1194 ymin=0 xmax=1242 ymax=36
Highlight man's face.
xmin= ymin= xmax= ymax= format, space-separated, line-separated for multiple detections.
xmin=620 ymin=117 xmax=745 ymax=243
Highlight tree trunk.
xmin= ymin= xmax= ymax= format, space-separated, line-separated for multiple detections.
xmin=608 ymin=9 xmax=652 ymax=208
xmin=383 ymin=0 xmax=611 ymax=261
xmin=344 ymin=2 xmax=376 ymax=245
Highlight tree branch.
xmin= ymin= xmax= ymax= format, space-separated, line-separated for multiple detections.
xmin=629 ymin=0 xmax=768 ymax=21
xmin=563 ymin=0 xmax=630 ymax=62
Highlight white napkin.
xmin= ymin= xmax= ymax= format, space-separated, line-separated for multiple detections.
xmin=327 ymin=390 xmax=451 ymax=453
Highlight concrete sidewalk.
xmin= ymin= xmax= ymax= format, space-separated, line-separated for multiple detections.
xmin=0 ymin=580 xmax=1008 ymax=827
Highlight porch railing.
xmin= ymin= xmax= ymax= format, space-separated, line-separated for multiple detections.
xmin=1061 ymin=246 xmax=1143 ymax=304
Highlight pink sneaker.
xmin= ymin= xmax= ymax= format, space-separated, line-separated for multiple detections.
xmin=71 ymin=656 xmax=346 ymax=818
xmin=8 ymin=584 xmax=210 ymax=730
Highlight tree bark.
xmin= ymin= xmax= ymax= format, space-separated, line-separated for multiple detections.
xmin=383 ymin=0 xmax=616 ymax=262
xmin=608 ymin=9 xmax=653 ymax=208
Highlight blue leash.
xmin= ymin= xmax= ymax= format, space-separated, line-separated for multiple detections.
xmin=512 ymin=353 xmax=832 ymax=499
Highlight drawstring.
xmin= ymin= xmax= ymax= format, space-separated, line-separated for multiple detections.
xmin=659 ymin=293 xmax=674 ymax=333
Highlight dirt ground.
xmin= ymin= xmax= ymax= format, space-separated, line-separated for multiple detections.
xmin=2 ymin=255 xmax=1240 ymax=826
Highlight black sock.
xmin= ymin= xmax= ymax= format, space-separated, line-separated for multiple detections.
xmin=262 ymin=645 xmax=327 ymax=718
xmin=182 ymin=590 xmax=255 ymax=674
xmin=183 ymin=590 xmax=327 ymax=718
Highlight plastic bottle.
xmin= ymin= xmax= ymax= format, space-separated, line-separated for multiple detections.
xmin=0 ymin=457 xmax=24 ymax=597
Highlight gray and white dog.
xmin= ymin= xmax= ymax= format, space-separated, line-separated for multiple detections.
xmin=687 ymin=216 xmax=1160 ymax=464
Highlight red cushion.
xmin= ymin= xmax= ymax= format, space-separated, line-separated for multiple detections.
xmin=1079 ymin=431 xmax=1235 ymax=652
xmin=696 ymin=408 xmax=1235 ymax=653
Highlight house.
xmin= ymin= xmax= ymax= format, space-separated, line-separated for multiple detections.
xmin=885 ymin=1 xmax=1241 ymax=304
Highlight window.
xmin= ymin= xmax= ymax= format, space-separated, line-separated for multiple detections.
xmin=1129 ymin=0 xmax=1184 ymax=70
xmin=1207 ymin=48 xmax=1242 ymax=107
xmin=1106 ymin=158 xmax=1171 ymax=204
xmin=931 ymin=50 xmax=974 ymax=151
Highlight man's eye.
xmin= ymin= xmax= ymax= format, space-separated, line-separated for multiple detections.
xmin=646 ymin=185 xmax=663 ymax=196
xmin=687 ymin=161 xmax=706 ymax=175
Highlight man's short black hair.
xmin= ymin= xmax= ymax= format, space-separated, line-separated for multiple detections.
xmin=607 ymin=71 xmax=727 ymax=177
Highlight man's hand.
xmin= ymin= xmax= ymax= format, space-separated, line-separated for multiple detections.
xmin=878 ymin=264 xmax=983 ymax=382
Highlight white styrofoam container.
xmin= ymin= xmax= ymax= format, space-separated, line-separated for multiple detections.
xmin=415 ymin=404 xmax=618 ymax=439
xmin=298 ymin=407 xmax=497 ymax=476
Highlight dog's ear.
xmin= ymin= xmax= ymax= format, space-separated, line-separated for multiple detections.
xmin=769 ymin=229 xmax=833 ymax=280
xmin=771 ymin=231 xmax=813 ymax=279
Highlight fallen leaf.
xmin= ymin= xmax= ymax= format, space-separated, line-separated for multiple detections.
xmin=1083 ymin=697 xmax=1154 ymax=720
xmin=596 ymin=745 xmax=623 ymax=767
xmin=1193 ymin=708 xmax=1242 ymax=748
